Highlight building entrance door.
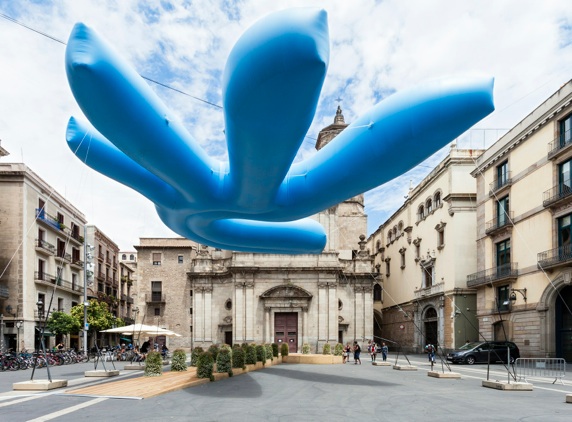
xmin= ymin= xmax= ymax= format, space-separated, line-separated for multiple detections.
xmin=274 ymin=312 xmax=298 ymax=353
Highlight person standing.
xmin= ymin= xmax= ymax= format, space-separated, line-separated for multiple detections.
xmin=425 ymin=343 xmax=436 ymax=366
xmin=353 ymin=341 xmax=362 ymax=365
xmin=370 ymin=341 xmax=377 ymax=362
xmin=381 ymin=342 xmax=388 ymax=361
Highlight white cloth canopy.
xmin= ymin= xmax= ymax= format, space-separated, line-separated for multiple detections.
xmin=100 ymin=323 xmax=181 ymax=337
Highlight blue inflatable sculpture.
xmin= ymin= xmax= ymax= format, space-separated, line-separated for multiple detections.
xmin=65 ymin=8 xmax=494 ymax=254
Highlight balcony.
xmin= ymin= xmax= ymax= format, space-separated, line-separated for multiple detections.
xmin=70 ymin=259 xmax=84 ymax=270
xmin=55 ymin=251 xmax=72 ymax=265
xmin=547 ymin=132 xmax=572 ymax=160
xmin=34 ymin=271 xmax=83 ymax=294
xmin=127 ymin=296 xmax=134 ymax=304
xmin=485 ymin=212 xmax=514 ymax=235
xmin=145 ymin=293 xmax=166 ymax=304
xmin=466 ymin=263 xmax=518 ymax=288
xmin=121 ymin=294 xmax=127 ymax=302
xmin=96 ymin=271 xmax=105 ymax=281
xmin=537 ymin=244 xmax=572 ymax=271
xmin=414 ymin=282 xmax=444 ymax=299
xmin=543 ymin=184 xmax=572 ymax=209
xmin=489 ymin=172 xmax=512 ymax=198
xmin=0 ymin=283 xmax=8 ymax=299
xmin=35 ymin=239 xmax=56 ymax=256
xmin=35 ymin=208 xmax=61 ymax=231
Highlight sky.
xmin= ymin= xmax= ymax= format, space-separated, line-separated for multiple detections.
xmin=0 ymin=0 xmax=571 ymax=251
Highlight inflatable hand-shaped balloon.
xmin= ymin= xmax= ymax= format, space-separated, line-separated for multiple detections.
xmin=65 ymin=8 xmax=494 ymax=254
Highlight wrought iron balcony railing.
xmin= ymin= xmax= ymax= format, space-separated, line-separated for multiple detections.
xmin=145 ymin=293 xmax=166 ymax=303
xmin=35 ymin=239 xmax=56 ymax=254
xmin=466 ymin=263 xmax=518 ymax=287
xmin=537 ymin=244 xmax=572 ymax=269
xmin=485 ymin=211 xmax=514 ymax=234
xmin=543 ymin=183 xmax=572 ymax=207
xmin=489 ymin=172 xmax=512 ymax=196
xmin=547 ymin=130 xmax=572 ymax=159
xmin=34 ymin=271 xmax=83 ymax=293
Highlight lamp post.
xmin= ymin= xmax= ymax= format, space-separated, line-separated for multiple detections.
xmin=0 ymin=313 xmax=4 ymax=353
xmin=16 ymin=320 xmax=23 ymax=353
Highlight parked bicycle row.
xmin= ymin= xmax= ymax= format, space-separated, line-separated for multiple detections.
xmin=0 ymin=348 xmax=89 ymax=371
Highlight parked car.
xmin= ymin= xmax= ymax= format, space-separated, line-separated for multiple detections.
xmin=446 ymin=341 xmax=520 ymax=365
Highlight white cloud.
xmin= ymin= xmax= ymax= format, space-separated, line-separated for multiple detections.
xmin=0 ymin=0 xmax=571 ymax=249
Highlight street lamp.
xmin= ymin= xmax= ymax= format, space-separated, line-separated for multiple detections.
xmin=16 ymin=320 xmax=23 ymax=353
xmin=0 ymin=313 xmax=4 ymax=353
xmin=83 ymin=300 xmax=90 ymax=355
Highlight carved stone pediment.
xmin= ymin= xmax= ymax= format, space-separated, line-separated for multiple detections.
xmin=260 ymin=285 xmax=313 ymax=299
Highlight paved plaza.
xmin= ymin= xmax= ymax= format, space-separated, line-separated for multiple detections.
xmin=0 ymin=355 xmax=571 ymax=421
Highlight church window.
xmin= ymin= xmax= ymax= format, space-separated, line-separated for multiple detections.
xmin=225 ymin=299 xmax=232 ymax=310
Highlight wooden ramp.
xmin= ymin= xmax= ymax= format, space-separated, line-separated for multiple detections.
xmin=65 ymin=369 xmax=209 ymax=399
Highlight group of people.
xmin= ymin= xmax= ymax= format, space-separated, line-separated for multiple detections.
xmin=342 ymin=340 xmax=389 ymax=364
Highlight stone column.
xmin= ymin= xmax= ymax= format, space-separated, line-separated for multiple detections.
xmin=264 ymin=307 xmax=271 ymax=343
xmin=364 ymin=286 xmax=373 ymax=341
xmin=195 ymin=287 xmax=204 ymax=342
xmin=355 ymin=286 xmax=365 ymax=341
xmin=245 ymin=282 xmax=254 ymax=341
xmin=318 ymin=283 xmax=328 ymax=341
xmin=328 ymin=283 xmax=337 ymax=343
xmin=235 ymin=283 xmax=244 ymax=343
xmin=204 ymin=287 xmax=212 ymax=343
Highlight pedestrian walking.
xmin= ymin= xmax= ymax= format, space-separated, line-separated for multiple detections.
xmin=353 ymin=341 xmax=362 ymax=365
xmin=370 ymin=341 xmax=377 ymax=362
xmin=381 ymin=342 xmax=388 ymax=361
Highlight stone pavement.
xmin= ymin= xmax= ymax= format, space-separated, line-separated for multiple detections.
xmin=0 ymin=354 xmax=571 ymax=421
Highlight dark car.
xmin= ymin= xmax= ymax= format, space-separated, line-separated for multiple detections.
xmin=446 ymin=341 xmax=520 ymax=365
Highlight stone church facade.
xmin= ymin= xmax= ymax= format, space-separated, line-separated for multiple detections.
xmin=134 ymin=108 xmax=377 ymax=352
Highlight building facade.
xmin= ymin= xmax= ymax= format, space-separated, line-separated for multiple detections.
xmin=134 ymin=108 xmax=376 ymax=352
xmin=368 ymin=145 xmax=483 ymax=353
xmin=0 ymin=162 xmax=86 ymax=351
xmin=469 ymin=79 xmax=572 ymax=361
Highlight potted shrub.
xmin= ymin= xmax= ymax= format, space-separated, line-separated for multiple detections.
xmin=334 ymin=343 xmax=344 ymax=356
xmin=322 ymin=343 xmax=332 ymax=355
xmin=245 ymin=344 xmax=257 ymax=365
xmin=170 ymin=349 xmax=187 ymax=372
xmin=208 ymin=344 xmax=220 ymax=361
xmin=197 ymin=351 xmax=214 ymax=381
xmin=272 ymin=343 xmax=279 ymax=358
xmin=216 ymin=347 xmax=232 ymax=375
xmin=144 ymin=351 xmax=163 ymax=377
xmin=302 ymin=343 xmax=311 ymax=354
xmin=191 ymin=346 xmax=204 ymax=367
xmin=265 ymin=344 xmax=273 ymax=362
xmin=256 ymin=344 xmax=266 ymax=365
xmin=232 ymin=344 xmax=245 ymax=369
xmin=280 ymin=343 xmax=289 ymax=357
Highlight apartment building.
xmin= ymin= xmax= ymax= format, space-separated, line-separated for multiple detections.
xmin=0 ymin=162 xmax=86 ymax=351
xmin=368 ymin=145 xmax=483 ymax=353
xmin=469 ymin=79 xmax=572 ymax=360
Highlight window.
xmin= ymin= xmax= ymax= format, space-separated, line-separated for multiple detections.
xmin=38 ymin=198 xmax=46 ymax=215
xmin=376 ymin=240 xmax=381 ymax=251
xmin=152 ymin=253 xmax=161 ymax=265
xmin=399 ymin=247 xmax=406 ymax=269
xmin=72 ymin=273 xmax=77 ymax=290
xmin=560 ymin=113 xmax=572 ymax=146
xmin=130 ymin=254 xmax=135 ymax=260
xmin=190 ymin=290 xmax=193 ymax=297
xmin=559 ymin=159 xmax=572 ymax=195
xmin=422 ymin=264 xmax=434 ymax=288
xmin=434 ymin=191 xmax=441 ymax=208
xmin=38 ymin=228 xmax=45 ymax=242
xmin=98 ymin=282 xmax=104 ymax=292
xmin=435 ymin=222 xmax=446 ymax=249
xmin=338 ymin=299 xmax=343 ymax=310
xmin=373 ymin=284 xmax=382 ymax=302
xmin=497 ymin=196 xmax=509 ymax=227
xmin=558 ymin=214 xmax=572 ymax=257
xmin=178 ymin=255 xmax=183 ymax=264
xmin=496 ymin=239 xmax=511 ymax=276
xmin=497 ymin=285 xmax=510 ymax=312
xmin=497 ymin=161 xmax=509 ymax=188
xmin=38 ymin=259 xmax=45 ymax=279
xmin=417 ymin=205 xmax=424 ymax=221
xmin=151 ymin=281 xmax=162 ymax=302
xmin=225 ymin=299 xmax=232 ymax=310
xmin=57 ymin=212 xmax=64 ymax=225
xmin=58 ymin=298 xmax=64 ymax=312
xmin=122 ymin=254 xmax=126 ymax=260
xmin=385 ymin=258 xmax=391 ymax=277
xmin=154 ymin=307 xmax=161 ymax=316
xmin=426 ymin=198 xmax=433 ymax=214
xmin=57 ymin=239 xmax=66 ymax=258
xmin=189 ymin=308 xmax=193 ymax=315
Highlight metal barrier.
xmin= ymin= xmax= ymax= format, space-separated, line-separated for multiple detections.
xmin=515 ymin=358 xmax=566 ymax=384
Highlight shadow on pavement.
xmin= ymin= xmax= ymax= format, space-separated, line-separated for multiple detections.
xmin=256 ymin=367 xmax=398 ymax=387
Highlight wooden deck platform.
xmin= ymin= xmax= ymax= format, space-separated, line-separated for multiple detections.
xmin=65 ymin=368 xmax=210 ymax=399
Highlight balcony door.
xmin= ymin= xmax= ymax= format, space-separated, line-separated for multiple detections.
xmin=558 ymin=214 xmax=572 ymax=260
xmin=560 ymin=113 xmax=572 ymax=147
xmin=559 ymin=159 xmax=572 ymax=196
xmin=497 ymin=196 xmax=509 ymax=227
xmin=151 ymin=281 xmax=162 ymax=302
xmin=555 ymin=285 xmax=572 ymax=362
xmin=497 ymin=161 xmax=509 ymax=187
xmin=496 ymin=239 xmax=511 ymax=276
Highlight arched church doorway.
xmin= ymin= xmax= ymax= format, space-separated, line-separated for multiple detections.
xmin=424 ymin=307 xmax=438 ymax=346
xmin=555 ymin=285 xmax=572 ymax=362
